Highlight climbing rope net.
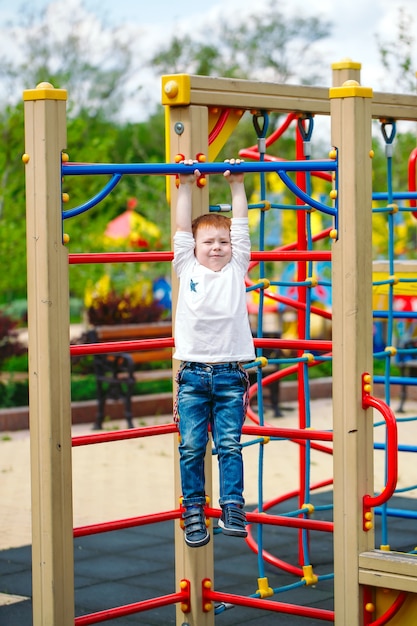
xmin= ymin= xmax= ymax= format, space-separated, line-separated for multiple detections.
xmin=64 ymin=109 xmax=417 ymax=624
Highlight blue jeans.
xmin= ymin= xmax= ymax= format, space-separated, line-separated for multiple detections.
xmin=176 ymin=361 xmax=249 ymax=509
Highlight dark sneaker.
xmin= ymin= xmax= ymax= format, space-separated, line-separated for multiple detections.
xmin=182 ymin=506 xmax=210 ymax=547
xmin=218 ymin=505 xmax=248 ymax=537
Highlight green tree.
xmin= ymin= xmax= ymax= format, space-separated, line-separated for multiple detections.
xmin=0 ymin=4 xmax=133 ymax=118
xmin=0 ymin=4 xmax=170 ymax=305
xmin=375 ymin=7 xmax=416 ymax=93
xmin=150 ymin=0 xmax=331 ymax=85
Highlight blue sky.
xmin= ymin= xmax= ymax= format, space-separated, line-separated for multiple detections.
xmin=0 ymin=0 xmax=415 ymax=119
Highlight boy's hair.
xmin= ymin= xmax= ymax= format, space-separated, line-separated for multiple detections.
xmin=192 ymin=213 xmax=231 ymax=238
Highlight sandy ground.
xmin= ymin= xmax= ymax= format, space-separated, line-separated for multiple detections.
xmin=1 ymin=396 xmax=417 ymax=557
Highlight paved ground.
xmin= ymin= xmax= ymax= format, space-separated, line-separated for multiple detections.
xmin=1 ymin=397 xmax=417 ymax=624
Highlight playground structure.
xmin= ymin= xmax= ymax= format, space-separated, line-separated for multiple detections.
xmin=22 ymin=59 xmax=417 ymax=625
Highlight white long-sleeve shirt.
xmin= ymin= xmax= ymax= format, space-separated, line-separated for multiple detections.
xmin=173 ymin=217 xmax=255 ymax=363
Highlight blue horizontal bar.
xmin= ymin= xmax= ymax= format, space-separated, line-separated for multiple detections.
xmin=374 ymin=442 xmax=417 ymax=453
xmin=375 ymin=507 xmax=417 ymax=520
xmin=373 ymin=191 xmax=417 ymax=201
xmin=62 ymin=159 xmax=337 ymax=177
xmin=374 ymin=375 xmax=417 ymax=386
xmin=373 ymin=310 xmax=417 ymax=320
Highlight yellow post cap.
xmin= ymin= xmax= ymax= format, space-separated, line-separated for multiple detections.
xmin=331 ymin=58 xmax=362 ymax=71
xmin=23 ymin=82 xmax=67 ymax=101
xmin=329 ymin=80 xmax=373 ymax=99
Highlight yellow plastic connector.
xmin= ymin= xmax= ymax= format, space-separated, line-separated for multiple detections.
xmin=256 ymin=577 xmax=274 ymax=598
xmin=261 ymin=200 xmax=271 ymax=211
xmin=63 ymin=233 xmax=70 ymax=244
xmin=329 ymin=189 xmax=337 ymax=200
xmin=261 ymin=436 xmax=270 ymax=445
xmin=302 ymin=565 xmax=318 ymax=585
xmin=328 ymin=148 xmax=337 ymax=160
xmin=387 ymin=203 xmax=398 ymax=214
xmin=22 ymin=153 xmax=30 ymax=164
xmin=388 ymin=275 xmax=399 ymax=285
xmin=302 ymin=503 xmax=315 ymax=515
xmin=364 ymin=511 xmax=373 ymax=530
xmin=255 ymin=356 xmax=268 ymax=368
xmin=385 ymin=346 xmax=397 ymax=356
xmin=202 ymin=579 xmax=213 ymax=613
xmin=61 ymin=152 xmax=69 ymax=163
xmin=369 ymin=149 xmax=375 ymax=159
xmin=380 ymin=544 xmax=391 ymax=551
xmin=306 ymin=277 xmax=318 ymax=288
xmin=365 ymin=602 xmax=375 ymax=613
xmin=329 ymin=229 xmax=338 ymax=239
xmin=260 ymin=278 xmax=270 ymax=289
xmin=62 ymin=192 xmax=69 ymax=203
xmin=302 ymin=353 xmax=315 ymax=363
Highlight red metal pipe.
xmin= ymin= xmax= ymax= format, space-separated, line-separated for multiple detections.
xmin=250 ymin=250 xmax=331 ymax=262
xmin=206 ymin=506 xmax=333 ymax=532
xmin=69 ymin=251 xmax=173 ymax=264
xmin=74 ymin=586 xmax=189 ymax=625
xmin=70 ymin=336 xmax=175 ymax=357
xmin=242 ymin=424 xmax=333 ymax=442
xmin=254 ymin=337 xmax=332 ymax=352
xmin=69 ymin=250 xmax=330 ymax=265
xmin=74 ymin=508 xmax=181 ymax=537
xmin=71 ymin=336 xmax=330 ymax=358
xmin=72 ymin=423 xmax=177 ymax=447
xmin=202 ymin=579 xmax=334 ymax=621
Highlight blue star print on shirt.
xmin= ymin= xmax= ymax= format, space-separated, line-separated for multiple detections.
xmin=190 ymin=279 xmax=198 ymax=293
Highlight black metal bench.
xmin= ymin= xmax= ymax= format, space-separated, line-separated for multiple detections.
xmin=83 ymin=322 xmax=172 ymax=429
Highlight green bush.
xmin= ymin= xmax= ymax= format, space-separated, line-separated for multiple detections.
xmin=0 ymin=379 xmax=29 ymax=407
xmin=0 ymin=312 xmax=26 ymax=368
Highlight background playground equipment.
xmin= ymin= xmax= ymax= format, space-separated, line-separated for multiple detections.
xmin=22 ymin=61 xmax=417 ymax=626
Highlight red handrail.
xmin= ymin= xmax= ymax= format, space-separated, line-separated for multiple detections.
xmin=362 ymin=373 xmax=398 ymax=516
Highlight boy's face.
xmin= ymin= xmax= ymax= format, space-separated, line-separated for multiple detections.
xmin=194 ymin=225 xmax=232 ymax=272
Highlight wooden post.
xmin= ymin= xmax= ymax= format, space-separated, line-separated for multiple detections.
xmin=330 ymin=79 xmax=374 ymax=625
xmin=23 ymin=83 xmax=74 ymax=626
xmin=164 ymin=93 xmax=215 ymax=626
